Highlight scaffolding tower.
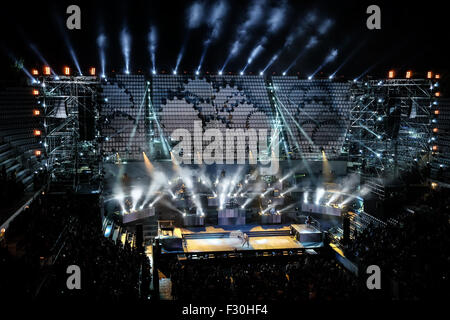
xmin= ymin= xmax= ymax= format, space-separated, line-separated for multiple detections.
xmin=35 ymin=75 xmax=101 ymax=189
xmin=344 ymin=78 xmax=437 ymax=195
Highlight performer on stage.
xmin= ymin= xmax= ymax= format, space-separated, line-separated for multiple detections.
xmin=306 ymin=215 xmax=313 ymax=228
xmin=242 ymin=233 xmax=249 ymax=248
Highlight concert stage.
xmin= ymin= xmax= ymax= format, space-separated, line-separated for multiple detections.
xmin=158 ymin=224 xmax=323 ymax=254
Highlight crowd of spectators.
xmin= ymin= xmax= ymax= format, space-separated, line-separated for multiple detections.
xmin=170 ymin=255 xmax=362 ymax=301
xmin=0 ymin=191 xmax=151 ymax=301
xmin=346 ymin=187 xmax=450 ymax=300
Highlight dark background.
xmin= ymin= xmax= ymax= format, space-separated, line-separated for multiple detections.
xmin=0 ymin=0 xmax=448 ymax=87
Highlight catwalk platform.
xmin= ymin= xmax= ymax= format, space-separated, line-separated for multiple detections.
xmin=158 ymin=224 xmax=323 ymax=254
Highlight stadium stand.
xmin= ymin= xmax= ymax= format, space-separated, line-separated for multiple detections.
xmin=99 ymin=75 xmax=147 ymax=160
xmin=271 ymin=77 xmax=352 ymax=159
xmin=0 ymin=87 xmax=43 ymax=214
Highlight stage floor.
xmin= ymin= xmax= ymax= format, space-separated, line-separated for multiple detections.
xmin=169 ymin=224 xmax=322 ymax=253
xmin=174 ymin=224 xmax=291 ymax=237
xmin=183 ymin=236 xmax=316 ymax=252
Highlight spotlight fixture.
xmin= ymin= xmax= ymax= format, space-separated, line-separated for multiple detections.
xmin=43 ymin=66 xmax=51 ymax=75
xmin=63 ymin=66 xmax=71 ymax=76
xmin=388 ymin=70 xmax=395 ymax=78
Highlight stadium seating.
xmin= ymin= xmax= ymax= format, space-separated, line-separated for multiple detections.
xmin=0 ymin=87 xmax=41 ymax=191
xmin=272 ymin=77 xmax=352 ymax=159
xmin=99 ymin=75 xmax=147 ymax=160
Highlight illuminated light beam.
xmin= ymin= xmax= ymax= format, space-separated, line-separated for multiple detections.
xmin=260 ymin=187 xmax=274 ymax=198
xmin=29 ymin=43 xmax=57 ymax=76
xmin=149 ymin=195 xmax=163 ymax=208
xmin=120 ymin=28 xmax=131 ymax=74
xmin=314 ymin=188 xmax=325 ymax=205
xmin=220 ymin=0 xmax=267 ymax=72
xmin=197 ymin=0 xmax=228 ymax=73
xmin=309 ymin=49 xmax=338 ymax=78
xmin=271 ymin=97 xmax=314 ymax=178
xmin=175 ymin=37 xmax=189 ymax=73
xmin=283 ymin=18 xmax=333 ymax=74
xmin=303 ymin=191 xmax=309 ymax=203
xmin=283 ymin=36 xmax=318 ymax=74
xmin=262 ymin=52 xmax=279 ymax=73
xmin=131 ymin=187 xmax=143 ymax=211
xmin=321 ymin=149 xmax=333 ymax=183
xmin=277 ymin=203 xmax=295 ymax=214
xmin=241 ymin=44 xmax=264 ymax=73
xmin=148 ymin=26 xmax=157 ymax=74
xmin=261 ymin=11 xmax=317 ymax=74
xmin=54 ymin=14 xmax=82 ymax=75
xmin=142 ymin=152 xmax=154 ymax=174
xmin=177 ymin=1 xmax=205 ymax=73
xmin=330 ymin=40 xmax=367 ymax=78
xmin=280 ymin=185 xmax=298 ymax=197
xmin=241 ymin=1 xmax=288 ymax=73
xmin=262 ymin=204 xmax=276 ymax=214
xmin=273 ymin=94 xmax=315 ymax=146
xmin=360 ymin=125 xmax=382 ymax=139
xmin=97 ymin=33 xmax=107 ymax=77
xmin=241 ymin=181 xmax=264 ymax=209
xmin=127 ymin=83 xmax=148 ymax=145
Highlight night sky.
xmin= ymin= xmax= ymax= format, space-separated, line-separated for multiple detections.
xmin=0 ymin=0 xmax=448 ymax=86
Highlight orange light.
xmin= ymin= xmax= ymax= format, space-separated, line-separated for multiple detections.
xmin=388 ymin=70 xmax=395 ymax=78
xmin=63 ymin=66 xmax=71 ymax=76
xmin=406 ymin=71 xmax=412 ymax=79
xmin=433 ymin=128 xmax=438 ymax=133
xmin=435 ymin=92 xmax=441 ymax=97
xmin=43 ymin=66 xmax=51 ymax=75
xmin=35 ymin=150 xmax=42 ymax=156
xmin=432 ymin=145 xmax=438 ymax=151
xmin=31 ymin=69 xmax=39 ymax=76
xmin=33 ymin=109 xmax=40 ymax=116
xmin=32 ymin=89 xmax=39 ymax=96
xmin=89 ymin=67 xmax=96 ymax=76
xmin=434 ymin=110 xmax=440 ymax=115
xmin=427 ymin=71 xmax=433 ymax=79
xmin=435 ymin=74 xmax=440 ymax=79
xmin=34 ymin=129 xmax=41 ymax=136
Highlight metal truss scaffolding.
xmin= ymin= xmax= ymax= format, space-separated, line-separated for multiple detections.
xmin=37 ymin=75 xmax=100 ymax=188
xmin=345 ymin=78 xmax=436 ymax=182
